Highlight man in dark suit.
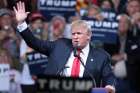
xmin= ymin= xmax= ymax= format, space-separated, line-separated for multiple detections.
xmin=14 ymin=1 xmax=116 ymax=93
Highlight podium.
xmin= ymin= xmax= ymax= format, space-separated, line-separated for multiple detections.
xmin=91 ymin=88 xmax=108 ymax=93
xmin=35 ymin=75 xmax=108 ymax=93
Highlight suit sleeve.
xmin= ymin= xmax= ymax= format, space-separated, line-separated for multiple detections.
xmin=20 ymin=28 xmax=55 ymax=56
xmin=102 ymin=53 xmax=116 ymax=87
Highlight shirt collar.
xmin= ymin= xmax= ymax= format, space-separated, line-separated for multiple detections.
xmin=81 ymin=43 xmax=90 ymax=55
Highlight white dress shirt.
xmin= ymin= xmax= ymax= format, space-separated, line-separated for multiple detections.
xmin=17 ymin=21 xmax=28 ymax=32
xmin=64 ymin=44 xmax=90 ymax=77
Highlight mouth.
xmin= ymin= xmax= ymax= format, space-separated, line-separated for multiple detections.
xmin=73 ymin=41 xmax=80 ymax=47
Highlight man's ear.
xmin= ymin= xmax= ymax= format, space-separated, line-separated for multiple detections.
xmin=87 ymin=31 xmax=92 ymax=40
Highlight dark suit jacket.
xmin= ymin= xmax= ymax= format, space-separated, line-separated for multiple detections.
xmin=20 ymin=28 xmax=115 ymax=87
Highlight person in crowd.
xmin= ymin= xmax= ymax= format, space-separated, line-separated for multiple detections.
xmin=0 ymin=8 xmax=20 ymax=60
xmin=111 ymin=0 xmax=128 ymax=14
xmin=126 ymin=0 xmax=140 ymax=18
xmin=48 ymin=15 xmax=66 ymax=41
xmin=99 ymin=0 xmax=116 ymax=21
xmin=100 ymin=0 xmax=115 ymax=11
xmin=28 ymin=11 xmax=46 ymax=39
xmin=126 ymin=0 xmax=140 ymax=37
xmin=111 ymin=14 xmax=135 ymax=93
xmin=0 ymin=47 xmax=22 ymax=93
xmin=76 ymin=0 xmax=99 ymax=14
xmin=76 ymin=0 xmax=89 ymax=13
xmin=86 ymin=5 xmax=104 ymax=21
xmin=125 ymin=1 xmax=140 ymax=92
xmin=13 ymin=2 xmax=116 ymax=93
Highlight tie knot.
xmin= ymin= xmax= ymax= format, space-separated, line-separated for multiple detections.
xmin=73 ymin=48 xmax=82 ymax=57
xmin=77 ymin=48 xmax=81 ymax=51
xmin=77 ymin=48 xmax=81 ymax=56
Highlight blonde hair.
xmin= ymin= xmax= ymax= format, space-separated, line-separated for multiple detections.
xmin=71 ymin=20 xmax=91 ymax=33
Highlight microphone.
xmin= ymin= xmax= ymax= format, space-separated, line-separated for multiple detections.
xmin=73 ymin=42 xmax=81 ymax=57
xmin=56 ymin=66 xmax=69 ymax=76
xmin=73 ymin=47 xmax=97 ymax=88
xmin=73 ymin=47 xmax=79 ymax=57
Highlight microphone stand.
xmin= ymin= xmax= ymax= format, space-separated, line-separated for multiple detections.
xmin=76 ymin=55 xmax=97 ymax=88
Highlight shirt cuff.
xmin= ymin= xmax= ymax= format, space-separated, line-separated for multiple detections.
xmin=17 ymin=21 xmax=28 ymax=32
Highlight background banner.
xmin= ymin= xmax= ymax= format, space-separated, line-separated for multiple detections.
xmin=38 ymin=0 xmax=76 ymax=22
xmin=0 ymin=64 xmax=10 ymax=91
xmin=82 ymin=17 xmax=118 ymax=44
xmin=26 ymin=51 xmax=48 ymax=75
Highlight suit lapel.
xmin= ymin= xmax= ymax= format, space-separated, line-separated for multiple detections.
xmin=83 ymin=46 xmax=96 ymax=77
xmin=57 ymin=44 xmax=73 ymax=70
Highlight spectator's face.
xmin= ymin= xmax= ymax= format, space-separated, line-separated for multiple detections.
xmin=52 ymin=19 xmax=65 ymax=37
xmin=101 ymin=0 xmax=112 ymax=9
xmin=0 ymin=15 xmax=12 ymax=30
xmin=31 ymin=19 xmax=44 ymax=30
xmin=53 ymin=19 xmax=65 ymax=30
xmin=72 ymin=25 xmax=91 ymax=49
xmin=118 ymin=16 xmax=130 ymax=34
xmin=87 ymin=7 xmax=99 ymax=17
xmin=127 ymin=0 xmax=140 ymax=16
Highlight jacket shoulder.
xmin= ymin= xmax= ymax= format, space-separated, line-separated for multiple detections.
xmin=92 ymin=47 xmax=111 ymax=58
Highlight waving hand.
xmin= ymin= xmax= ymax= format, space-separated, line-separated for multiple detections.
xmin=13 ymin=1 xmax=29 ymax=24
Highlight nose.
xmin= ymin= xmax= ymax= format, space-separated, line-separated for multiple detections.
xmin=73 ymin=33 xmax=78 ymax=39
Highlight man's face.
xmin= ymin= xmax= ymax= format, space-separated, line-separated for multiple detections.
xmin=88 ymin=7 xmax=99 ymax=17
xmin=31 ymin=19 xmax=44 ymax=30
xmin=0 ymin=15 xmax=12 ymax=29
xmin=71 ymin=26 xmax=91 ymax=49
xmin=127 ymin=0 xmax=140 ymax=16
xmin=52 ymin=19 xmax=65 ymax=36
xmin=118 ymin=16 xmax=129 ymax=34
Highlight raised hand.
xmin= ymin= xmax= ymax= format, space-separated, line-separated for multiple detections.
xmin=13 ymin=1 xmax=29 ymax=24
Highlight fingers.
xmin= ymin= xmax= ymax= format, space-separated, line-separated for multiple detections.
xmin=16 ymin=1 xmax=20 ymax=11
xmin=22 ymin=2 xmax=25 ymax=12
xmin=13 ymin=6 xmax=17 ymax=13
xmin=14 ymin=1 xmax=25 ymax=12
xmin=105 ymin=85 xmax=115 ymax=93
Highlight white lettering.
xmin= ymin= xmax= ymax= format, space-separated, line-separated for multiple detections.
xmin=34 ymin=53 xmax=41 ymax=59
xmin=85 ymin=81 xmax=93 ymax=90
xmin=46 ymin=0 xmax=53 ymax=6
xmin=27 ymin=55 xmax=33 ymax=60
xmin=0 ymin=64 xmax=10 ymax=76
xmin=39 ymin=0 xmax=76 ymax=7
xmin=54 ymin=0 xmax=61 ymax=7
xmin=62 ymin=1 xmax=69 ymax=6
xmin=95 ymin=21 xmax=102 ymax=27
xmin=62 ymin=80 xmax=73 ymax=90
xmin=39 ymin=0 xmax=46 ymax=5
xmin=75 ymin=80 xmax=86 ymax=91
xmin=103 ymin=21 xmax=112 ymax=28
xmin=86 ymin=20 xmax=118 ymax=29
xmin=109 ymin=13 xmax=115 ymax=18
xmin=41 ymin=54 xmax=47 ymax=58
xmin=38 ymin=79 xmax=47 ymax=89
xmin=49 ymin=79 xmax=60 ymax=90
xmin=70 ymin=1 xmax=76 ymax=6
xmin=112 ymin=22 xmax=118 ymax=28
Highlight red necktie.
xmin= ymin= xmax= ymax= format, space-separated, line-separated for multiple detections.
xmin=71 ymin=49 xmax=81 ymax=77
